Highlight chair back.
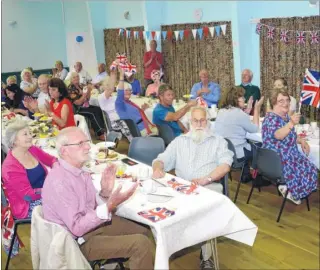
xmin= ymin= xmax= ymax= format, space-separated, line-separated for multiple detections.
xmin=256 ymin=147 xmax=284 ymax=184
xmin=123 ymin=119 xmax=141 ymax=137
xmin=156 ymin=124 xmax=175 ymax=146
xmin=31 ymin=206 xmax=91 ymax=269
xmin=74 ymin=114 xmax=92 ymax=141
xmin=102 ymin=111 xmax=113 ymax=132
xmin=224 ymin=138 xmax=243 ymax=168
xmin=128 ymin=137 xmax=165 ymax=166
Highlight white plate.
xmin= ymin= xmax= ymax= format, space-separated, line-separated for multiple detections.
xmin=95 ymin=141 xmax=116 ymax=149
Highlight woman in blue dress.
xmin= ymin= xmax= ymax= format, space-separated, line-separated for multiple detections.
xmin=262 ymin=88 xmax=317 ymax=205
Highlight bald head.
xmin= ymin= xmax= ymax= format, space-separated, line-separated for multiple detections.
xmin=74 ymin=62 xmax=83 ymax=73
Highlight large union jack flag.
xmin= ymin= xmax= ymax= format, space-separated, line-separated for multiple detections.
xmin=301 ymin=69 xmax=320 ymax=109
xmin=138 ymin=207 xmax=175 ymax=223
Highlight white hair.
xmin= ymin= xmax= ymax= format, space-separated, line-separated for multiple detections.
xmin=188 ymin=106 xmax=210 ymax=121
xmin=116 ymin=82 xmax=132 ymax=91
xmin=55 ymin=127 xmax=82 ymax=157
xmin=5 ymin=120 xmax=29 ymax=149
xmin=242 ymin=69 xmax=253 ymax=78
xmin=21 ymin=69 xmax=32 ymax=80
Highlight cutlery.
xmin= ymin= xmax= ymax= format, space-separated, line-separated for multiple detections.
xmin=147 ymin=193 xmax=174 ymax=198
xmin=152 ymin=178 xmax=167 ymax=187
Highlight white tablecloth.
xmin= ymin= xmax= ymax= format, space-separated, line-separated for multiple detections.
xmin=91 ymin=168 xmax=258 ymax=270
xmin=210 ymin=122 xmax=320 ymax=170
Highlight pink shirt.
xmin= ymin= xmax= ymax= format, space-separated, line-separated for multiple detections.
xmin=2 ymin=146 xmax=57 ymax=219
xmin=42 ymin=159 xmax=110 ymax=238
xmin=143 ymin=51 xmax=163 ymax=79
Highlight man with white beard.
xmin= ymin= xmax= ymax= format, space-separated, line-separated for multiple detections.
xmin=152 ymin=106 xmax=233 ymax=270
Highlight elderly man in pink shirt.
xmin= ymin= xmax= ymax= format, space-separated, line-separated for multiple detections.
xmin=42 ymin=127 xmax=154 ymax=269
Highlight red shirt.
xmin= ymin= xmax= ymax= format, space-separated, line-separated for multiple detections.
xmin=143 ymin=51 xmax=163 ymax=79
xmin=50 ymin=98 xmax=76 ymax=130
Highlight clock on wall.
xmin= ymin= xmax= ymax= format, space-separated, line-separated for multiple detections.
xmin=194 ymin=9 xmax=203 ymax=22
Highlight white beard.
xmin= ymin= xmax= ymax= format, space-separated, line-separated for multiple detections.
xmin=188 ymin=125 xmax=211 ymax=144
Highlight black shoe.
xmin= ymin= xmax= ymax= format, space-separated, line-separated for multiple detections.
xmin=200 ymin=259 xmax=215 ymax=270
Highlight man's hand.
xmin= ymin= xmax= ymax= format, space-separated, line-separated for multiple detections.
xmin=300 ymin=139 xmax=310 ymax=156
xmin=152 ymin=167 xmax=165 ymax=179
xmin=191 ymin=177 xmax=211 ymax=186
xmin=107 ymin=182 xmax=138 ymax=212
xmin=100 ymin=164 xmax=117 ymax=198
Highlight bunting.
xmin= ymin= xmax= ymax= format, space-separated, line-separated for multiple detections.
xmin=117 ymin=24 xmax=228 ymax=41
xmin=255 ymin=23 xmax=318 ymax=45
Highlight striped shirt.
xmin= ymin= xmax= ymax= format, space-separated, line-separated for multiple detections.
xmin=154 ymin=132 xmax=233 ymax=181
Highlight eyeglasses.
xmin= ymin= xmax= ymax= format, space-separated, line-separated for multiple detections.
xmin=277 ymin=99 xmax=290 ymax=104
xmin=63 ymin=140 xmax=90 ymax=148
xmin=191 ymin=119 xmax=207 ymax=125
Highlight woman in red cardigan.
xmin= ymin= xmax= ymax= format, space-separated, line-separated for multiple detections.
xmin=2 ymin=121 xmax=57 ymax=219
xmin=47 ymin=78 xmax=76 ymax=130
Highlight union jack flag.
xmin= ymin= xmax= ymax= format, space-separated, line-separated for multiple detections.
xmin=138 ymin=207 xmax=175 ymax=223
xmin=116 ymin=53 xmax=127 ymax=63
xmin=167 ymin=178 xmax=199 ymax=195
xmin=280 ymin=29 xmax=289 ymax=43
xmin=267 ymin=26 xmax=275 ymax=39
xmin=301 ymin=69 xmax=320 ymax=109
xmin=311 ymin=31 xmax=319 ymax=44
xmin=256 ymin=23 xmax=262 ymax=35
xmin=196 ymin=97 xmax=208 ymax=107
xmin=296 ymin=31 xmax=306 ymax=44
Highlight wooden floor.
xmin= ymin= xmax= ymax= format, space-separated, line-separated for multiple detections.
xmin=2 ymin=139 xmax=320 ymax=269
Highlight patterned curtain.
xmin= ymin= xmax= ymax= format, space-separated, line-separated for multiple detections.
xmin=161 ymin=21 xmax=234 ymax=103
xmin=104 ymin=27 xmax=145 ymax=84
xmin=259 ymin=16 xmax=320 ymax=121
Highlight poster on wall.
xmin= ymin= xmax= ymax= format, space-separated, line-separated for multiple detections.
xmin=66 ymin=32 xmax=98 ymax=77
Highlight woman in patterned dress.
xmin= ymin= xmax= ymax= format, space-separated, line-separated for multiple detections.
xmin=262 ymin=88 xmax=317 ymax=204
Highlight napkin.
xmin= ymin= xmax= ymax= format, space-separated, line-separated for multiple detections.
xmin=138 ymin=207 xmax=175 ymax=223
xmin=167 ymin=178 xmax=199 ymax=195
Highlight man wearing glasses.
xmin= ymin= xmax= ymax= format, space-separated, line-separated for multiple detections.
xmin=152 ymin=106 xmax=233 ymax=270
xmin=42 ymin=127 xmax=154 ymax=269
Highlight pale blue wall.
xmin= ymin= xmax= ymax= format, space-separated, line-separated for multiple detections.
xmin=237 ymin=1 xmax=319 ymax=86
xmin=2 ymin=0 xmax=67 ymax=72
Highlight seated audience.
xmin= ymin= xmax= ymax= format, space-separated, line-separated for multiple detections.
xmin=116 ymin=68 xmax=158 ymax=136
xmin=6 ymin=75 xmax=17 ymax=86
xmin=2 ymin=120 xmax=57 ymax=219
xmin=42 ymin=127 xmax=154 ymax=269
xmin=145 ymin=70 xmax=163 ymax=97
xmin=190 ymin=69 xmax=221 ymax=107
xmin=4 ymin=84 xmax=33 ymax=118
xmin=215 ymin=87 xmax=264 ymax=182
xmin=24 ymin=74 xmax=51 ymax=114
xmin=20 ymin=68 xmax=41 ymax=98
xmin=52 ymin=61 xmax=68 ymax=81
xmin=47 ymin=78 xmax=76 ymax=130
xmin=125 ymin=72 xmax=141 ymax=96
xmin=92 ymin=63 xmax=108 ymax=87
xmin=239 ymin=69 xmax=261 ymax=110
xmin=266 ymin=77 xmax=297 ymax=116
xmin=152 ymin=106 xmax=233 ymax=269
xmin=65 ymin=62 xmax=92 ymax=85
xmin=99 ymin=72 xmax=133 ymax=141
xmin=68 ymin=72 xmax=106 ymax=139
xmin=262 ymin=88 xmax=317 ymax=204
xmin=153 ymin=84 xmax=196 ymax=136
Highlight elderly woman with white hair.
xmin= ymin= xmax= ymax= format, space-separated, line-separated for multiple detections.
xmin=1 ymin=121 xmax=57 ymax=219
xmin=52 ymin=60 xmax=68 ymax=81
xmin=20 ymin=68 xmax=41 ymax=98
xmin=98 ymin=71 xmax=133 ymax=141
xmin=145 ymin=69 xmax=163 ymax=97
xmin=115 ymin=68 xmax=157 ymax=136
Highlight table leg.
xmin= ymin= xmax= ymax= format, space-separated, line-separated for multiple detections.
xmin=210 ymin=238 xmax=219 ymax=270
